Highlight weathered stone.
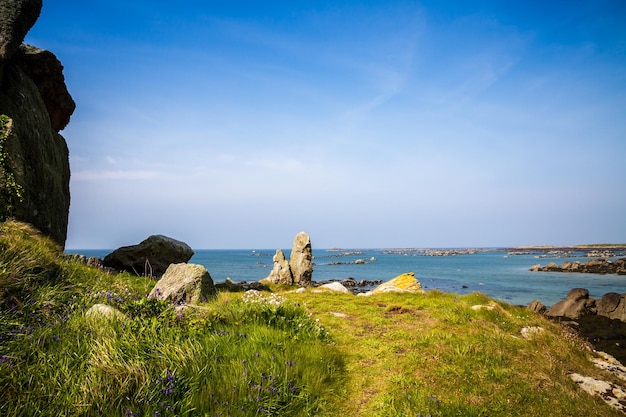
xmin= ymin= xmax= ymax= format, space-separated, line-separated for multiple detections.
xmin=103 ymin=235 xmax=194 ymax=277
xmin=568 ymin=288 xmax=590 ymax=302
xmin=0 ymin=0 xmax=72 ymax=247
xmin=546 ymin=288 xmax=596 ymax=319
xmin=365 ymin=272 xmax=424 ymax=295
xmin=528 ymin=299 xmax=546 ymax=314
xmin=148 ymin=263 xmax=215 ymax=305
xmin=289 ymin=231 xmax=313 ymax=286
xmin=315 ymin=282 xmax=350 ymax=293
xmin=597 ymin=292 xmax=626 ymax=321
xmin=263 ymin=249 xmax=293 ymax=285
xmin=570 ymin=373 xmax=626 ymax=414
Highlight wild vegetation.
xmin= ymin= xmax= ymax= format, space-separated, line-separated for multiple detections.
xmin=1 ymin=220 xmax=623 ymax=416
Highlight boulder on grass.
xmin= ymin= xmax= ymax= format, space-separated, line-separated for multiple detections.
xmin=86 ymin=303 xmax=127 ymax=321
xmin=360 ymin=272 xmax=424 ymax=296
xmin=103 ymin=235 xmax=194 ymax=277
xmin=148 ymin=263 xmax=215 ymax=305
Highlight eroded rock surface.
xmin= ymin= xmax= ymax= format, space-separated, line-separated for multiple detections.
xmin=148 ymin=263 xmax=215 ymax=304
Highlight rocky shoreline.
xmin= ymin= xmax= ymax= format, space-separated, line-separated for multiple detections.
xmin=530 ymin=258 xmax=626 ymax=275
xmin=529 ymin=288 xmax=626 ymax=363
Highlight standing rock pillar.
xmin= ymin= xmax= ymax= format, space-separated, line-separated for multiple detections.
xmin=289 ymin=231 xmax=313 ymax=287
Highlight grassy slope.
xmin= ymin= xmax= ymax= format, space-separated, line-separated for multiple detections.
xmin=0 ymin=220 xmax=623 ymax=416
xmin=287 ymin=290 xmax=622 ymax=416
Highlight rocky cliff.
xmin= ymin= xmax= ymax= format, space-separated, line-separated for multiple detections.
xmin=0 ymin=0 xmax=74 ymax=247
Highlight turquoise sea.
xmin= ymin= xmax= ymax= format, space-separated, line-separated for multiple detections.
xmin=67 ymin=248 xmax=626 ymax=307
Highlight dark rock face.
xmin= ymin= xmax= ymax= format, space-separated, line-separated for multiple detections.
xmin=103 ymin=235 xmax=195 ymax=278
xmin=15 ymin=45 xmax=76 ymax=131
xmin=530 ymin=258 xmax=626 ymax=275
xmin=0 ymin=0 xmax=73 ymax=247
xmin=0 ymin=0 xmax=42 ymax=70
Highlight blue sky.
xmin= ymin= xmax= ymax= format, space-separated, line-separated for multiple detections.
xmin=25 ymin=1 xmax=626 ymax=249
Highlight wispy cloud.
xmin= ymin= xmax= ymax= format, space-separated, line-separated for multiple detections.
xmin=72 ymin=170 xmax=161 ymax=181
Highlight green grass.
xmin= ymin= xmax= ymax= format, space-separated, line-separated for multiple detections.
xmin=1 ymin=220 xmax=623 ymax=416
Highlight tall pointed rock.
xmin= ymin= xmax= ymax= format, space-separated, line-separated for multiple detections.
xmin=289 ymin=231 xmax=313 ymax=286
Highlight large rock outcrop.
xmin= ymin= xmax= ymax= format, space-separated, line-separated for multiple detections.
xmin=103 ymin=235 xmax=194 ymax=278
xmin=0 ymin=0 xmax=74 ymax=247
xmin=262 ymin=232 xmax=314 ymax=287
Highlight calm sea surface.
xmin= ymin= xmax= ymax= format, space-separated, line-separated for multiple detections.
xmin=67 ymin=249 xmax=626 ymax=307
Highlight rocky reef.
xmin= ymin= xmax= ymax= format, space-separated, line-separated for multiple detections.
xmin=530 ymin=258 xmax=626 ymax=275
xmin=0 ymin=0 xmax=75 ymax=247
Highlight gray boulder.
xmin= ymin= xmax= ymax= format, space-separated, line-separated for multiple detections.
xmin=289 ymin=231 xmax=313 ymax=286
xmin=103 ymin=235 xmax=194 ymax=277
xmin=264 ymin=249 xmax=293 ymax=284
xmin=148 ymin=263 xmax=215 ymax=305
xmin=597 ymin=292 xmax=626 ymax=321
xmin=528 ymin=299 xmax=546 ymax=314
xmin=0 ymin=0 xmax=73 ymax=247
xmin=547 ymin=288 xmax=596 ymax=319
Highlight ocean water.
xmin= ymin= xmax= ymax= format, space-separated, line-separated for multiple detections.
xmin=67 ymin=248 xmax=626 ymax=307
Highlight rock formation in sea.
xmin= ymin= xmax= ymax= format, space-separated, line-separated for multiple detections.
xmin=103 ymin=235 xmax=194 ymax=278
xmin=262 ymin=232 xmax=314 ymax=287
xmin=530 ymin=258 xmax=626 ymax=275
xmin=0 ymin=0 xmax=74 ymax=247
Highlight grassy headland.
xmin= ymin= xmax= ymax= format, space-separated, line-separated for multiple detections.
xmin=0 ymin=220 xmax=622 ymax=416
